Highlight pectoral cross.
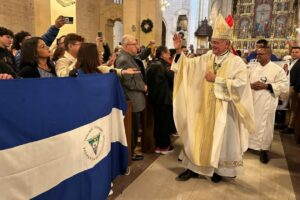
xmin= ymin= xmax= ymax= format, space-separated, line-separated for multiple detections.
xmin=213 ymin=63 xmax=221 ymax=74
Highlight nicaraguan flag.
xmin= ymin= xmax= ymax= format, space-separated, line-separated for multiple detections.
xmin=0 ymin=74 xmax=128 ymax=200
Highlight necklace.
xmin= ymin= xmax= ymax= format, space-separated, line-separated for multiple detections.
xmin=213 ymin=51 xmax=230 ymax=73
xmin=38 ymin=64 xmax=51 ymax=72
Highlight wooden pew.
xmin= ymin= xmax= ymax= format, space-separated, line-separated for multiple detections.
xmin=124 ymin=101 xmax=132 ymax=165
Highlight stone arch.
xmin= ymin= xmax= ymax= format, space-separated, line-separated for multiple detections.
xmin=105 ymin=18 xmax=123 ymax=50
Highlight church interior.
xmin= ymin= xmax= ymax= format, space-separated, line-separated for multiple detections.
xmin=0 ymin=0 xmax=299 ymax=200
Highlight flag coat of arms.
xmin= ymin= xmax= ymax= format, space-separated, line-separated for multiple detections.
xmin=0 ymin=74 xmax=128 ymax=200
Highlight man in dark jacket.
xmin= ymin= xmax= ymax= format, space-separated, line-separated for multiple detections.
xmin=281 ymin=46 xmax=300 ymax=134
xmin=147 ymin=46 xmax=175 ymax=154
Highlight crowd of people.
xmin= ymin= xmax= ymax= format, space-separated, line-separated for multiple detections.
xmin=0 ymin=13 xmax=299 ymax=197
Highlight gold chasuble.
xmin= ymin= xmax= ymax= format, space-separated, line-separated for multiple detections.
xmin=172 ymin=52 xmax=255 ymax=176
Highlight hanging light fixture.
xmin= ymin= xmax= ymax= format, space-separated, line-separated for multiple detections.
xmin=161 ymin=0 xmax=170 ymax=11
xmin=56 ymin=0 xmax=76 ymax=7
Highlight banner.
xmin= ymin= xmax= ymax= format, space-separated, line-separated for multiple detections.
xmin=0 ymin=74 xmax=128 ymax=200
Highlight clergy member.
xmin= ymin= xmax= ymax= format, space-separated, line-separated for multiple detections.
xmin=248 ymin=47 xmax=289 ymax=163
xmin=171 ymin=14 xmax=255 ymax=183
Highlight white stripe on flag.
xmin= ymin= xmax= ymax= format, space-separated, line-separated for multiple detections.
xmin=0 ymin=108 xmax=127 ymax=200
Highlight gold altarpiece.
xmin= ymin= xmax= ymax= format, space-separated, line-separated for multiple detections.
xmin=232 ymin=0 xmax=299 ymax=58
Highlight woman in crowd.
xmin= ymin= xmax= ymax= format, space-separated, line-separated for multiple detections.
xmin=18 ymin=37 xmax=56 ymax=78
xmin=146 ymin=45 xmax=175 ymax=154
xmin=72 ymin=42 xmax=140 ymax=76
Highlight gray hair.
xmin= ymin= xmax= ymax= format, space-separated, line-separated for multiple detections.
xmin=121 ymin=34 xmax=135 ymax=46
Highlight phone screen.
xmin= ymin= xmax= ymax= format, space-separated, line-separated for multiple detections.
xmin=98 ymin=32 xmax=103 ymax=37
xmin=64 ymin=17 xmax=74 ymax=24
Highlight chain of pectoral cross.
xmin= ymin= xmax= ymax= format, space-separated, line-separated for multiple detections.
xmin=212 ymin=51 xmax=230 ymax=74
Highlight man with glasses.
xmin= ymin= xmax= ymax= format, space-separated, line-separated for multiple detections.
xmin=115 ymin=34 xmax=147 ymax=161
xmin=172 ymin=14 xmax=255 ymax=183
xmin=55 ymin=33 xmax=84 ymax=77
xmin=248 ymin=47 xmax=288 ymax=163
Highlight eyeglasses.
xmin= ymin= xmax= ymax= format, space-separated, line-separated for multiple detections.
xmin=126 ymin=43 xmax=138 ymax=46
xmin=210 ymin=40 xmax=226 ymax=45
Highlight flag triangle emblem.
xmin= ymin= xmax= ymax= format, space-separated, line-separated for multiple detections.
xmin=88 ymin=134 xmax=100 ymax=155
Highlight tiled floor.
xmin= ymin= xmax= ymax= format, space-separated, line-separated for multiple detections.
xmin=115 ymin=132 xmax=296 ymax=200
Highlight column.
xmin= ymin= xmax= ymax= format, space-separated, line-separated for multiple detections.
xmin=34 ymin=0 xmax=51 ymax=36
xmin=123 ymin=0 xmax=140 ymax=38
xmin=76 ymin=0 xmax=101 ymax=42
xmin=188 ymin=0 xmax=199 ymax=48
xmin=139 ymin=0 xmax=162 ymax=45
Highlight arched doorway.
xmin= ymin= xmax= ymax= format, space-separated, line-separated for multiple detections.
xmin=113 ymin=20 xmax=123 ymax=49
xmin=105 ymin=19 xmax=123 ymax=51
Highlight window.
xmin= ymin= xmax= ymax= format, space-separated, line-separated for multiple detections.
xmin=114 ymin=0 xmax=123 ymax=4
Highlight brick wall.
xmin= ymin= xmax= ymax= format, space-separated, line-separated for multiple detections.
xmin=0 ymin=0 xmax=35 ymax=34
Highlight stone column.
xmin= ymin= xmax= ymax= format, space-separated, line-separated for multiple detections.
xmin=123 ymin=0 xmax=140 ymax=38
xmin=188 ymin=0 xmax=199 ymax=48
xmin=297 ymin=0 xmax=300 ymax=46
xmin=76 ymin=0 xmax=101 ymax=42
xmin=123 ymin=0 xmax=162 ymax=46
xmin=139 ymin=0 xmax=162 ymax=45
xmin=34 ymin=0 xmax=50 ymax=36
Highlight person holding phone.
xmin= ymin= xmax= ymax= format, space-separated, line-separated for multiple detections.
xmin=55 ymin=33 xmax=85 ymax=77
xmin=96 ymin=32 xmax=111 ymax=63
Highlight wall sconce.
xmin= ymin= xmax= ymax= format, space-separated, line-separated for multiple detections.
xmin=131 ymin=25 xmax=137 ymax=32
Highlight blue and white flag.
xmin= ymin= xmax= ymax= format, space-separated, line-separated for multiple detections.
xmin=0 ymin=74 xmax=128 ymax=200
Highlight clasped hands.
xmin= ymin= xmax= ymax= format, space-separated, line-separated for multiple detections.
xmin=251 ymin=81 xmax=268 ymax=90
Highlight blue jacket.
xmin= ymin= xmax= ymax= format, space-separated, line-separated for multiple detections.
xmin=246 ymin=52 xmax=278 ymax=62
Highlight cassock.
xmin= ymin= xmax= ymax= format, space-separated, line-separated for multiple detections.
xmin=248 ymin=61 xmax=289 ymax=150
xmin=171 ymin=52 xmax=255 ymax=177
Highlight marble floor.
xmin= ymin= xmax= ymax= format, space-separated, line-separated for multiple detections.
xmin=114 ymin=132 xmax=297 ymax=200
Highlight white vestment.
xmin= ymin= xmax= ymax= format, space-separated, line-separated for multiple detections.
xmin=172 ymin=52 xmax=255 ymax=177
xmin=248 ymin=61 xmax=289 ymax=150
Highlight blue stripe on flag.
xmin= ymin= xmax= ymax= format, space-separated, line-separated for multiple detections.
xmin=32 ymin=142 xmax=128 ymax=200
xmin=0 ymin=74 xmax=127 ymax=150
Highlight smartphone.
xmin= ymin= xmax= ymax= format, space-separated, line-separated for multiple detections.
xmin=63 ymin=16 xmax=74 ymax=24
xmin=97 ymin=32 xmax=103 ymax=37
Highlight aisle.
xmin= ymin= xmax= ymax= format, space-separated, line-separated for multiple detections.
xmin=116 ymin=132 xmax=296 ymax=200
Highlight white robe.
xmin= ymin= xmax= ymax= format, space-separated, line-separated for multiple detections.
xmin=248 ymin=61 xmax=289 ymax=150
xmin=172 ymin=52 xmax=255 ymax=177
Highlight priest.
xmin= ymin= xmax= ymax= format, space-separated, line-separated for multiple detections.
xmin=171 ymin=14 xmax=255 ymax=183
xmin=248 ymin=47 xmax=289 ymax=163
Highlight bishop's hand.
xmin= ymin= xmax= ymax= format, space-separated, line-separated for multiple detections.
xmin=173 ymin=33 xmax=182 ymax=53
xmin=205 ymin=71 xmax=216 ymax=82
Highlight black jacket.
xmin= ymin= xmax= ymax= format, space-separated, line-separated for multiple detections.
xmin=146 ymin=58 xmax=174 ymax=105
xmin=0 ymin=47 xmax=17 ymax=76
xmin=18 ymin=64 xmax=56 ymax=78
xmin=290 ymin=59 xmax=300 ymax=92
